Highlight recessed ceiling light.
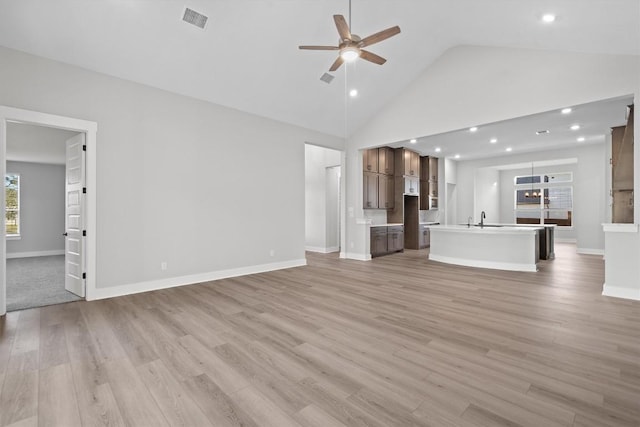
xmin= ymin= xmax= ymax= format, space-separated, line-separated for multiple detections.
xmin=542 ymin=13 xmax=556 ymax=23
xmin=349 ymin=89 xmax=358 ymax=97
xmin=561 ymin=108 xmax=572 ymax=114
xmin=435 ymin=147 xmax=441 ymax=153
xmin=536 ymin=130 xmax=550 ymax=135
xmin=454 ymin=154 xmax=460 ymax=159
xmin=409 ymin=138 xmax=417 ymax=144
xmin=577 ymin=137 xmax=586 ymax=142
xmin=469 ymin=127 xmax=478 ymax=132
xmin=506 ymin=147 xmax=513 ymax=152
xmin=570 ymin=124 xmax=580 ymax=131
xmin=490 ymin=138 xmax=498 ymax=144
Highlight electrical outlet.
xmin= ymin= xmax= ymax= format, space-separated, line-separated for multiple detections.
xmin=269 ymin=249 xmax=275 ymax=257
xmin=160 ymin=262 xmax=167 ymax=271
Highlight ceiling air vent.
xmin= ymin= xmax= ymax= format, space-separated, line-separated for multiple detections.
xmin=320 ymin=73 xmax=335 ymax=84
xmin=183 ymin=8 xmax=208 ymax=29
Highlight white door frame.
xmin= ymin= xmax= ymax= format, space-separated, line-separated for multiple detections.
xmin=0 ymin=106 xmax=97 ymax=315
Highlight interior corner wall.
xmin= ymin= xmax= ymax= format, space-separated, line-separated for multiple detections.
xmin=0 ymin=46 xmax=343 ymax=293
xmin=305 ymin=144 xmax=341 ymax=252
xmin=344 ymin=46 xmax=639 ymax=259
xmin=6 ymin=161 xmax=65 ymax=256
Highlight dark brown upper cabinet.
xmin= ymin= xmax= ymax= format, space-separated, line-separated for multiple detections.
xmin=395 ymin=148 xmax=420 ymax=177
xmin=363 ymin=171 xmax=379 ymax=209
xmin=363 ymin=148 xmax=379 ymax=173
xmin=377 ymin=147 xmax=395 ymax=176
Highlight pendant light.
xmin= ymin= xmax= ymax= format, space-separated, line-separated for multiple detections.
xmin=525 ymin=162 xmax=538 ymax=198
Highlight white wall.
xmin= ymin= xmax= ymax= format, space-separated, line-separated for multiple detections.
xmin=344 ymin=45 xmax=639 ymax=259
xmin=0 ymin=46 xmax=343 ymax=294
xmin=457 ymin=144 xmax=606 ymax=253
xmin=6 ymin=161 xmax=65 ymax=256
xmin=304 ymin=144 xmax=341 ymax=253
xmin=325 ymin=166 xmax=340 ymax=250
xmin=474 ymin=168 xmax=500 ymax=224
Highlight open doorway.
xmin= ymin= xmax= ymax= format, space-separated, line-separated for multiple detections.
xmin=0 ymin=106 xmax=97 ymax=316
xmin=304 ymin=144 xmax=342 ymax=254
xmin=5 ymin=122 xmax=82 ymax=311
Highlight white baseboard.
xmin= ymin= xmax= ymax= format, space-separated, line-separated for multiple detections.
xmin=341 ymin=252 xmax=371 ymax=261
xmin=577 ymin=248 xmax=605 ymax=256
xmin=87 ymin=258 xmax=307 ymax=301
xmin=305 ymin=246 xmax=340 ymax=254
xmin=429 ymin=254 xmax=537 ymax=272
xmin=6 ymin=249 xmax=64 ymax=259
xmin=602 ymin=283 xmax=640 ymax=301
xmin=554 ymin=238 xmax=577 ymax=243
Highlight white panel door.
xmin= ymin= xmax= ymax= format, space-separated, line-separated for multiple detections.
xmin=65 ymin=133 xmax=85 ymax=297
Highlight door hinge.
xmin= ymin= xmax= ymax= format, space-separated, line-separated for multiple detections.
xmin=83 ymin=144 xmax=86 ymax=151
xmin=610 ymin=158 xmax=613 ymax=165
xmin=82 ymin=230 xmax=86 ymax=237
xmin=82 ymin=272 xmax=86 ymax=279
xmin=82 ymin=187 xmax=86 ymax=194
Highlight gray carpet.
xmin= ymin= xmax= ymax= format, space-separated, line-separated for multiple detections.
xmin=7 ymin=255 xmax=81 ymax=312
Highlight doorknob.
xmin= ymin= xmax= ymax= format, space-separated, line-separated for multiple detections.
xmin=62 ymin=232 xmax=68 ymax=236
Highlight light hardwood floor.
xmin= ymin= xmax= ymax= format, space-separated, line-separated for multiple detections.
xmin=0 ymin=243 xmax=639 ymax=426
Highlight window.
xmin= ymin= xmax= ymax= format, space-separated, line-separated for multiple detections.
xmin=514 ymin=172 xmax=573 ymax=227
xmin=5 ymin=174 xmax=20 ymax=236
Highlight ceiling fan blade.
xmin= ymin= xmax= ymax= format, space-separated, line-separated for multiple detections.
xmin=329 ymin=56 xmax=344 ymax=72
xmin=360 ymin=26 xmax=401 ymax=47
xmin=333 ymin=15 xmax=352 ymax=41
xmin=299 ymin=45 xmax=340 ymax=50
xmin=360 ymin=50 xmax=386 ymax=65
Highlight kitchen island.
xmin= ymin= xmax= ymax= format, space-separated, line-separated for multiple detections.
xmin=429 ymin=225 xmax=541 ymax=272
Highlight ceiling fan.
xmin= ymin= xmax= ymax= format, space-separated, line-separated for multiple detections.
xmin=299 ymin=2 xmax=401 ymax=72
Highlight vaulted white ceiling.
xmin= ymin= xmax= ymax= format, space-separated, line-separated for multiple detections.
xmin=0 ymin=0 xmax=638 ymax=138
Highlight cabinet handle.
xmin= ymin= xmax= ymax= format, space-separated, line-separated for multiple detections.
xmin=367 ymin=165 xmax=371 ymax=170
xmin=367 ymin=202 xmax=371 ymax=207
xmin=410 ymin=170 xmax=414 ymax=175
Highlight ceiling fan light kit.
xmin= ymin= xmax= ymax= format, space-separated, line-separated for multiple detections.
xmin=340 ymin=46 xmax=360 ymax=61
xmin=299 ymin=5 xmax=401 ymax=72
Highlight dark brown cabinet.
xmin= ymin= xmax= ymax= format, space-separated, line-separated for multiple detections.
xmin=370 ymin=225 xmax=404 ymax=257
xmin=387 ymin=226 xmax=404 ymax=252
xmin=371 ymin=227 xmax=388 ymax=257
xmin=363 ymin=148 xmax=379 ymax=173
xmin=395 ymin=148 xmax=420 ymax=177
xmin=377 ymin=147 xmax=395 ymax=176
xmin=363 ymin=147 xmax=395 ymax=209
xmin=420 ymin=156 xmax=438 ymax=210
xmin=363 ymin=172 xmax=378 ymax=209
xmin=378 ymin=174 xmax=395 ymax=209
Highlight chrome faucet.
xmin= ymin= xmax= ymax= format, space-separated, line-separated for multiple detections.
xmin=467 ymin=216 xmax=473 ymax=228
xmin=480 ymin=211 xmax=486 ymax=228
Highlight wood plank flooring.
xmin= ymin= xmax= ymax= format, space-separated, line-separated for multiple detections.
xmin=1 ymin=243 xmax=639 ymax=426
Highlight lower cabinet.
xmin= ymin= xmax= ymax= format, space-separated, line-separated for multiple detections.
xmin=371 ymin=228 xmax=388 ymax=257
xmin=370 ymin=225 xmax=404 ymax=257
xmin=387 ymin=226 xmax=405 ymax=252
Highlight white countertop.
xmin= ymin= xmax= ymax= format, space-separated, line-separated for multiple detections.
xmin=370 ymin=223 xmax=403 ymax=227
xmin=430 ymin=224 xmax=539 ymax=234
